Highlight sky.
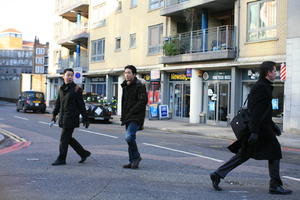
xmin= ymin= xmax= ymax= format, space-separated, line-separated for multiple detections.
xmin=0 ymin=0 xmax=54 ymax=43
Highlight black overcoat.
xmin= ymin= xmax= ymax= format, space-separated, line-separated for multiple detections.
xmin=228 ymin=78 xmax=282 ymax=160
xmin=53 ymin=82 xmax=87 ymax=128
xmin=121 ymin=78 xmax=147 ymax=127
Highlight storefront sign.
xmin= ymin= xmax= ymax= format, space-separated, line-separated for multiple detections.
xmin=186 ymin=68 xmax=192 ymax=78
xmin=142 ymin=74 xmax=151 ymax=82
xmin=202 ymin=71 xmax=231 ymax=81
xmin=170 ymin=72 xmax=190 ymax=81
xmin=159 ymin=105 xmax=169 ymax=119
xmin=242 ymin=67 xmax=281 ymax=81
xmin=151 ymin=70 xmax=160 ymax=81
xmin=91 ymin=77 xmax=106 ymax=82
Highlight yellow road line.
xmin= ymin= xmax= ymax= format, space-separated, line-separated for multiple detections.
xmin=0 ymin=128 xmax=26 ymax=142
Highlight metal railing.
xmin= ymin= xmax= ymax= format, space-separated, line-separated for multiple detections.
xmin=58 ymin=55 xmax=88 ymax=69
xmin=54 ymin=20 xmax=88 ymax=42
xmin=56 ymin=0 xmax=89 ymax=14
xmin=164 ymin=0 xmax=189 ymax=7
xmin=163 ymin=25 xmax=235 ymax=56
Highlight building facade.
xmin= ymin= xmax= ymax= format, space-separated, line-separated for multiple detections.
xmin=48 ymin=0 xmax=300 ymax=133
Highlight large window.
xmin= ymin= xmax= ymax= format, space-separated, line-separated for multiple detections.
xmin=131 ymin=0 xmax=137 ymax=8
xmin=92 ymin=3 xmax=106 ymax=28
xmin=247 ymin=0 xmax=277 ymax=41
xmin=91 ymin=38 xmax=105 ymax=62
xmin=149 ymin=0 xmax=164 ymax=10
xmin=148 ymin=24 xmax=163 ymax=54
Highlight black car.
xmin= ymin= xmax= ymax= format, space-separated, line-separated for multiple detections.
xmin=83 ymin=92 xmax=113 ymax=122
xmin=16 ymin=91 xmax=46 ymax=113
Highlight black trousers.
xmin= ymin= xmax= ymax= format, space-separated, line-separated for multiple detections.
xmin=215 ymin=153 xmax=282 ymax=188
xmin=57 ymin=128 xmax=88 ymax=161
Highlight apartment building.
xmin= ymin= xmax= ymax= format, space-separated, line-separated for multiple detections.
xmin=49 ymin=0 xmax=300 ymax=132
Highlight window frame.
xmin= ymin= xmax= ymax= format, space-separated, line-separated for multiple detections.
xmin=115 ymin=37 xmax=121 ymax=51
xmin=131 ymin=0 xmax=137 ymax=8
xmin=149 ymin=0 xmax=164 ymax=11
xmin=129 ymin=33 xmax=136 ymax=49
xmin=91 ymin=38 xmax=105 ymax=62
xmin=247 ymin=0 xmax=277 ymax=42
xmin=148 ymin=23 xmax=163 ymax=55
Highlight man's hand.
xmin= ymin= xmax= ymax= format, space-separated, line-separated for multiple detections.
xmin=273 ymin=124 xmax=281 ymax=136
xmin=83 ymin=120 xmax=89 ymax=129
xmin=248 ymin=133 xmax=258 ymax=146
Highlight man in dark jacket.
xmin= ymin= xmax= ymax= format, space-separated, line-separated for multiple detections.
xmin=51 ymin=68 xmax=91 ymax=166
xmin=210 ymin=61 xmax=292 ymax=195
xmin=121 ymin=65 xmax=147 ymax=169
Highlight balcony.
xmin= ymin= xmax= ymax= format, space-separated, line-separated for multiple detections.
xmin=161 ymin=0 xmax=235 ymax=16
xmin=56 ymin=56 xmax=88 ymax=74
xmin=55 ymin=20 xmax=89 ymax=50
xmin=160 ymin=25 xmax=236 ymax=64
xmin=56 ymin=0 xmax=89 ymax=22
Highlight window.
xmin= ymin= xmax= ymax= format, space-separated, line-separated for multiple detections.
xmin=148 ymin=24 xmax=163 ymax=54
xmin=92 ymin=4 xmax=106 ymax=28
xmin=149 ymin=0 xmax=164 ymax=10
xmin=91 ymin=38 xmax=105 ymax=62
xmin=131 ymin=0 xmax=137 ymax=8
xmin=35 ymin=57 xmax=45 ymax=64
xmin=129 ymin=33 xmax=136 ymax=48
xmin=116 ymin=0 xmax=122 ymax=12
xmin=36 ymin=48 xmax=45 ymax=55
xmin=115 ymin=37 xmax=121 ymax=50
xmin=247 ymin=0 xmax=277 ymax=41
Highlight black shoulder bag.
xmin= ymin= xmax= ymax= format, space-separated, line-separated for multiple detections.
xmin=230 ymin=97 xmax=250 ymax=140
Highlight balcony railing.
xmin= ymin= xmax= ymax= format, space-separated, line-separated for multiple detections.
xmin=164 ymin=0 xmax=189 ymax=7
xmin=56 ymin=0 xmax=89 ymax=14
xmin=163 ymin=25 xmax=235 ymax=56
xmin=58 ymin=55 xmax=88 ymax=70
xmin=55 ymin=20 xmax=88 ymax=43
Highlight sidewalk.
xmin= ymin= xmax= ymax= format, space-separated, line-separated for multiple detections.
xmin=111 ymin=115 xmax=300 ymax=150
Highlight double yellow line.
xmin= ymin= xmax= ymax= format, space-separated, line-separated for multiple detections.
xmin=0 ymin=127 xmax=26 ymax=142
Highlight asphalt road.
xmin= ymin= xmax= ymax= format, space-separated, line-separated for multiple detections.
xmin=0 ymin=102 xmax=299 ymax=200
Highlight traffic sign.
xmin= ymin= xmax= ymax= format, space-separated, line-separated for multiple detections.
xmin=73 ymin=67 xmax=82 ymax=84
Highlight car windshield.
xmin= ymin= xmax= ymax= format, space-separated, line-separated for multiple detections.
xmin=25 ymin=92 xmax=44 ymax=100
xmin=84 ymin=95 xmax=101 ymax=103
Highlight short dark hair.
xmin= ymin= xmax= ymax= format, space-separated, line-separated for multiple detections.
xmin=63 ymin=68 xmax=74 ymax=74
xmin=124 ymin=65 xmax=137 ymax=74
xmin=259 ymin=61 xmax=276 ymax=79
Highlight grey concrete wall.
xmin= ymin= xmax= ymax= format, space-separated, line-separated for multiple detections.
xmin=0 ymin=80 xmax=20 ymax=100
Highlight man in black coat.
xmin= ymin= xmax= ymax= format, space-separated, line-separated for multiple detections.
xmin=51 ymin=68 xmax=91 ymax=166
xmin=121 ymin=65 xmax=147 ymax=169
xmin=210 ymin=61 xmax=292 ymax=195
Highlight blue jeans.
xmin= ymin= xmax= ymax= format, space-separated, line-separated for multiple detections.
xmin=125 ymin=122 xmax=141 ymax=163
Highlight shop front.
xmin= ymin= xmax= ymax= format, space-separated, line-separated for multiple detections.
xmin=169 ymin=72 xmax=190 ymax=119
xmin=241 ymin=68 xmax=284 ymax=121
xmin=202 ymin=70 xmax=231 ymax=126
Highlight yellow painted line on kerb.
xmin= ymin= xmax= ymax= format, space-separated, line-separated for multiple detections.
xmin=0 ymin=128 xmax=26 ymax=142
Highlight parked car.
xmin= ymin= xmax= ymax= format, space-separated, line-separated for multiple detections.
xmin=83 ymin=92 xmax=113 ymax=122
xmin=16 ymin=91 xmax=46 ymax=113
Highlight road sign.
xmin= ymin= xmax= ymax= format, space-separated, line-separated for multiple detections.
xmin=73 ymin=67 xmax=82 ymax=84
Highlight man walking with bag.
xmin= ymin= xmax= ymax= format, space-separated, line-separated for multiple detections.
xmin=210 ymin=61 xmax=292 ymax=195
xmin=121 ymin=65 xmax=147 ymax=169
xmin=51 ymin=68 xmax=91 ymax=166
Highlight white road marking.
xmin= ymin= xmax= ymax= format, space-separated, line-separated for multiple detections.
xmin=39 ymin=121 xmax=58 ymax=127
xmin=143 ymin=143 xmax=224 ymax=163
xmin=14 ymin=116 xmax=29 ymax=120
xmin=79 ymin=129 xmax=119 ymax=139
xmin=282 ymin=176 xmax=300 ymax=182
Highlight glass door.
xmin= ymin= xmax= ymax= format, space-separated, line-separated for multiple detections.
xmin=170 ymin=83 xmax=190 ymax=118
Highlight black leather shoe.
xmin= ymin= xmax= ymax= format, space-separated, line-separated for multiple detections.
xmin=122 ymin=163 xmax=132 ymax=169
xmin=131 ymin=157 xmax=142 ymax=169
xmin=79 ymin=151 xmax=91 ymax=163
xmin=269 ymin=186 xmax=292 ymax=195
xmin=52 ymin=160 xmax=66 ymax=166
xmin=210 ymin=172 xmax=222 ymax=191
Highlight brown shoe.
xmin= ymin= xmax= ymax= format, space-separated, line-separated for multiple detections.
xmin=122 ymin=163 xmax=132 ymax=169
xmin=131 ymin=157 xmax=142 ymax=169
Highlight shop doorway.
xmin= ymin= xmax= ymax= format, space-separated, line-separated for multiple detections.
xmin=205 ymin=82 xmax=230 ymax=125
xmin=169 ymin=82 xmax=190 ymax=119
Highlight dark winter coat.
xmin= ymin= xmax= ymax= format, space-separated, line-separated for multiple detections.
xmin=228 ymin=78 xmax=282 ymax=160
xmin=121 ymin=77 xmax=147 ymax=128
xmin=53 ymin=82 xmax=88 ymax=128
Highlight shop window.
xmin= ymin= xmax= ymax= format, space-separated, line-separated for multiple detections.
xmin=247 ymin=0 xmax=277 ymax=41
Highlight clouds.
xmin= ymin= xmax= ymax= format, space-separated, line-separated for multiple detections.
xmin=0 ymin=0 xmax=54 ymax=43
